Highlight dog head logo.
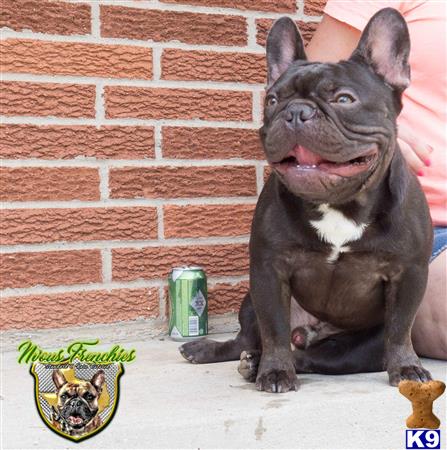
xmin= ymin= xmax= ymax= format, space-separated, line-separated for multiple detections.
xmin=31 ymin=362 xmax=123 ymax=442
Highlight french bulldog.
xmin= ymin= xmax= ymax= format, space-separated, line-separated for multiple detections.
xmin=179 ymin=8 xmax=433 ymax=393
xmin=51 ymin=369 xmax=105 ymax=435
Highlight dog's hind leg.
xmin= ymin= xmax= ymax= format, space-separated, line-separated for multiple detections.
xmin=293 ymin=325 xmax=386 ymax=374
xmin=179 ymin=292 xmax=261 ymax=364
xmin=236 ymin=325 xmax=386 ymax=382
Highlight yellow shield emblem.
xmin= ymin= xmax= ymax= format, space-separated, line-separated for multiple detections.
xmin=31 ymin=360 xmax=123 ymax=442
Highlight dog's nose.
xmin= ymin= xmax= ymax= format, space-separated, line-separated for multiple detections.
xmin=285 ymin=102 xmax=316 ymax=125
xmin=71 ymin=398 xmax=83 ymax=407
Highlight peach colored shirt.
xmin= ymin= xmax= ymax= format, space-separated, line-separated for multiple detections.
xmin=325 ymin=1 xmax=447 ymax=225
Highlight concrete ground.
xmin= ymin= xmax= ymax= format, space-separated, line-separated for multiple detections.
xmin=1 ymin=331 xmax=446 ymax=449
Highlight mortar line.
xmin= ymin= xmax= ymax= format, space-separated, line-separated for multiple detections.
xmin=0 ymin=116 xmax=259 ymax=128
xmin=98 ymin=164 xmax=109 ymax=200
xmin=0 ymin=30 xmax=266 ymax=52
xmin=295 ymin=0 xmax=304 ymax=17
xmin=0 ymin=275 xmax=249 ymax=298
xmin=152 ymin=47 xmax=162 ymax=81
xmin=302 ymin=15 xmax=322 ymax=23
xmin=101 ymin=248 xmax=112 ymax=282
xmin=158 ymin=285 xmax=166 ymax=319
xmin=95 ymin=81 xmax=105 ymax=122
xmin=156 ymin=204 xmax=165 ymax=240
xmin=0 ymin=235 xmax=251 ymax=253
xmin=153 ymin=124 xmax=163 ymax=159
xmin=1 ymin=72 xmax=265 ymax=91
xmin=65 ymin=0 xmax=302 ymax=20
xmin=0 ymin=159 xmax=263 ymax=168
xmin=252 ymin=88 xmax=263 ymax=126
xmin=1 ymin=196 xmax=258 ymax=210
xmin=255 ymin=162 xmax=266 ymax=195
xmin=246 ymin=16 xmax=259 ymax=50
xmin=90 ymin=1 xmax=101 ymax=38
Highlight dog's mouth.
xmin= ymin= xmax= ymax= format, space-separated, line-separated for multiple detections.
xmin=68 ymin=414 xmax=85 ymax=427
xmin=271 ymin=145 xmax=378 ymax=177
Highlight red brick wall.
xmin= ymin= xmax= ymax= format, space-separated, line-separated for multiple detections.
xmin=0 ymin=0 xmax=327 ymax=331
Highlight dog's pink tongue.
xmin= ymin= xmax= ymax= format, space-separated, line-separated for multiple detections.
xmin=295 ymin=145 xmax=324 ymax=165
xmin=69 ymin=416 xmax=83 ymax=425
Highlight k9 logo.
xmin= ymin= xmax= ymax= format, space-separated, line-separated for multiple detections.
xmin=406 ymin=430 xmax=440 ymax=449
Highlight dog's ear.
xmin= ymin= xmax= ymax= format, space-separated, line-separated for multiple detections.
xmin=91 ymin=370 xmax=105 ymax=393
xmin=52 ymin=370 xmax=67 ymax=390
xmin=266 ymin=17 xmax=306 ymax=87
xmin=349 ymin=8 xmax=410 ymax=93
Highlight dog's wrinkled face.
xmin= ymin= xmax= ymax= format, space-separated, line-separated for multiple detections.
xmin=260 ymin=8 xmax=410 ymax=203
xmin=53 ymin=369 xmax=105 ymax=431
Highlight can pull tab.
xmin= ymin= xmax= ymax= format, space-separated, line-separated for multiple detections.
xmin=171 ymin=269 xmax=184 ymax=281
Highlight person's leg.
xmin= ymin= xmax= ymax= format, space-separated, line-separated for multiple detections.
xmin=412 ymin=227 xmax=447 ymax=360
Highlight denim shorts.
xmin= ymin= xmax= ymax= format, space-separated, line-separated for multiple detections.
xmin=431 ymin=226 xmax=447 ymax=262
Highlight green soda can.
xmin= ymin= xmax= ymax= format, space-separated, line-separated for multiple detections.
xmin=168 ymin=266 xmax=208 ymax=341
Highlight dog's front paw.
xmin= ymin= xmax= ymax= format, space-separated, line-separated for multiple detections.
xmin=388 ymin=365 xmax=432 ymax=386
xmin=238 ymin=350 xmax=261 ymax=382
xmin=256 ymin=368 xmax=298 ymax=393
xmin=179 ymin=339 xmax=215 ymax=364
xmin=255 ymin=355 xmax=298 ymax=393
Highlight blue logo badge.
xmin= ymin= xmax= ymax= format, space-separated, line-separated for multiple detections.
xmin=406 ymin=430 xmax=440 ymax=449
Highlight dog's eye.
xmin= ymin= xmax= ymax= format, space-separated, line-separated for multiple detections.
xmin=334 ymin=93 xmax=355 ymax=104
xmin=61 ymin=393 xmax=67 ymax=400
xmin=84 ymin=393 xmax=94 ymax=401
xmin=266 ymin=96 xmax=278 ymax=107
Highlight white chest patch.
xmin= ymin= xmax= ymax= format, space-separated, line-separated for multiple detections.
xmin=310 ymin=204 xmax=367 ymax=263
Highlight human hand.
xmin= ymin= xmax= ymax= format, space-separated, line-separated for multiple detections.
xmin=397 ymin=124 xmax=433 ymax=176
